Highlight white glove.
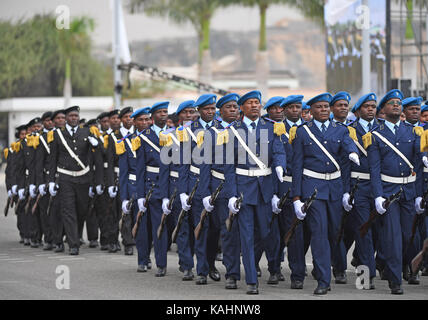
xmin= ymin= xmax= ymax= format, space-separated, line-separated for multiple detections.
xmin=423 ymin=156 xmax=428 ymax=169
xmin=293 ymin=200 xmax=306 ymax=220
xmin=12 ymin=185 xmax=18 ymax=195
xmin=39 ymin=184 xmax=46 ymax=197
xmin=342 ymin=193 xmax=354 ymax=212
xmin=228 ymin=197 xmax=240 ymax=215
xmin=96 ymin=185 xmax=103 ymax=195
xmin=122 ymin=200 xmax=130 ymax=214
xmin=180 ymin=193 xmax=191 ymax=211
xmin=276 ymin=166 xmax=284 ymax=183
xmin=7 ymin=190 xmax=12 ymax=198
xmin=29 ymin=184 xmax=37 ymax=199
xmin=108 ymin=186 xmax=117 ymax=198
xmin=349 ymin=152 xmax=360 ymax=166
xmin=89 ymin=186 xmax=95 ymax=198
xmin=88 ymin=136 xmax=99 ymax=147
xmin=375 ymin=197 xmax=387 ymax=215
xmin=162 ymin=198 xmax=172 ymax=215
xmin=137 ymin=198 xmax=147 ymax=213
xmin=272 ymin=195 xmax=282 ymax=214
xmin=18 ymin=188 xmax=25 ymax=201
xmin=415 ymin=197 xmax=425 ymax=215
xmin=49 ymin=182 xmax=58 ymax=197
xmin=203 ymin=196 xmax=214 ymax=212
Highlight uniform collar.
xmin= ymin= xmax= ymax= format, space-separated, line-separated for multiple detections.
xmin=384 ymin=119 xmax=400 ymax=134
xmin=286 ymin=118 xmax=302 ymax=128
xmin=358 ymin=118 xmax=375 ymax=133
xmin=313 ymin=119 xmax=330 ymax=131
xmin=405 ymin=120 xmax=420 ymax=127
xmin=198 ymin=118 xmax=213 ymax=129
xmin=152 ymin=123 xmax=168 ymax=137
xmin=243 ymin=116 xmax=259 ymax=131
xmin=66 ymin=123 xmax=78 ymax=136
xmin=221 ymin=120 xmax=231 ymax=128
xmin=120 ymin=126 xmax=134 ymax=138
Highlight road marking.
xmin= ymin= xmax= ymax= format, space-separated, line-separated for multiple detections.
xmin=0 ymin=258 xmax=23 ymax=261
xmin=48 ymin=256 xmax=69 ymax=259
xmin=59 ymin=258 xmax=85 ymax=261
xmin=9 ymin=260 xmax=34 ymax=263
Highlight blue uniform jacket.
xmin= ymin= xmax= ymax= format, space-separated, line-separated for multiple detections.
xmin=119 ymin=133 xmax=138 ymax=201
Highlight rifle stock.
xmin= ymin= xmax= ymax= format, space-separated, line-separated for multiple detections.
xmin=4 ymin=197 xmax=11 ymax=217
xmin=157 ymin=188 xmax=177 ymax=240
xmin=132 ymin=183 xmax=155 ymax=239
xmin=411 ymin=238 xmax=428 ymax=275
xmin=337 ymin=178 xmax=360 ymax=244
xmin=270 ymin=189 xmax=291 ymax=229
xmin=225 ymin=193 xmax=243 ymax=232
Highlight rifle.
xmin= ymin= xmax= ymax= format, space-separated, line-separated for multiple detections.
xmin=194 ymin=181 xmax=224 ymax=240
xmin=132 ymin=182 xmax=155 ymax=239
xmin=337 ymin=178 xmax=360 ymax=244
xmin=225 ymin=193 xmax=243 ymax=232
xmin=411 ymin=238 xmax=428 ymax=275
xmin=31 ymin=192 xmax=42 ymax=215
xmin=269 ymin=189 xmax=291 ymax=229
xmin=284 ymin=189 xmax=318 ymax=247
xmin=11 ymin=195 xmax=18 ymax=209
xmin=157 ymin=188 xmax=177 ymax=240
xmin=406 ymin=189 xmax=428 ymax=255
xmin=15 ymin=186 xmax=29 ymax=215
xmin=4 ymin=197 xmax=11 ymax=217
xmin=359 ymin=188 xmax=403 ymax=238
xmin=88 ymin=185 xmax=104 ymax=217
xmin=119 ymin=193 xmax=136 ymax=230
xmin=172 ymin=179 xmax=199 ymax=243
xmin=24 ymin=186 xmax=35 ymax=214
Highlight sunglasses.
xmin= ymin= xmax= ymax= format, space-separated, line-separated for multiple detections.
xmin=386 ymin=101 xmax=402 ymax=106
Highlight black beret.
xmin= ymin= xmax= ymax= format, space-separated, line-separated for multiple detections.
xmin=41 ymin=111 xmax=53 ymax=121
xmin=27 ymin=117 xmax=42 ymax=127
xmin=64 ymin=106 xmax=80 ymax=114
xmin=108 ymin=110 xmax=120 ymax=118
xmin=97 ymin=112 xmax=110 ymax=120
xmin=79 ymin=118 xmax=86 ymax=124
xmin=15 ymin=125 xmax=28 ymax=139
xmin=51 ymin=109 xmax=65 ymax=120
xmin=119 ymin=106 xmax=133 ymax=118
xmin=85 ymin=119 xmax=97 ymax=127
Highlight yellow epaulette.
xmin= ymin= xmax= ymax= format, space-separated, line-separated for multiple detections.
xmin=12 ymin=141 xmax=22 ymax=153
xmin=176 ymin=127 xmax=189 ymax=142
xmin=288 ymin=126 xmax=297 ymax=144
xmin=420 ymin=129 xmax=428 ymax=152
xmin=196 ymin=130 xmax=204 ymax=148
xmin=26 ymin=134 xmax=33 ymax=147
xmin=32 ymin=135 xmax=40 ymax=149
xmin=132 ymin=136 xmax=141 ymax=151
xmin=274 ymin=122 xmax=287 ymax=137
xmin=47 ymin=130 xmax=54 ymax=143
xmin=413 ymin=126 xmax=424 ymax=137
xmin=90 ymin=126 xmax=101 ymax=137
xmin=362 ymin=132 xmax=373 ymax=149
xmin=115 ymin=140 xmax=126 ymax=155
xmin=159 ymin=132 xmax=173 ymax=147
xmin=216 ymin=130 xmax=229 ymax=146
xmin=103 ymin=135 xmax=109 ymax=149
xmin=3 ymin=147 xmax=8 ymax=160
xmin=348 ymin=126 xmax=358 ymax=142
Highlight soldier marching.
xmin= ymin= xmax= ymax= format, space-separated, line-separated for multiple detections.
xmin=3 ymin=89 xmax=428 ymax=295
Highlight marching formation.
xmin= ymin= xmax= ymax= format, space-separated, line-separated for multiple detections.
xmin=3 ymin=89 xmax=428 ymax=296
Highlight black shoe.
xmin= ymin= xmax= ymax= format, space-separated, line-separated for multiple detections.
xmin=137 ymin=265 xmax=148 ymax=273
xmin=43 ymin=243 xmax=53 ymax=251
xmin=225 ymin=278 xmax=237 ymax=290
xmin=209 ymin=268 xmax=221 ymax=282
xmin=155 ymin=267 xmax=166 ymax=277
xmin=79 ymin=238 xmax=86 ymax=246
xmin=89 ymin=240 xmax=98 ymax=248
xmin=256 ymin=265 xmax=262 ymax=278
xmin=291 ymin=280 xmax=304 ymax=289
xmin=19 ymin=238 xmax=24 ymax=244
xmin=408 ymin=274 xmax=420 ymax=285
xmin=267 ymin=273 xmax=279 ymax=285
xmin=124 ymin=246 xmax=133 ymax=256
xmin=182 ymin=270 xmax=194 ymax=281
xmin=69 ymin=247 xmax=79 ymax=256
xmin=314 ymin=285 xmax=330 ymax=295
xmin=246 ymin=284 xmax=259 ymax=295
xmin=24 ymin=238 xmax=30 ymax=246
xmin=215 ymin=253 xmax=223 ymax=261
xmin=335 ymin=272 xmax=347 ymax=284
xmin=389 ymin=282 xmax=403 ymax=295
xmin=108 ymin=244 xmax=118 ymax=253
xmin=196 ymin=275 xmax=207 ymax=285
xmin=369 ymin=278 xmax=375 ymax=290
xmin=100 ymin=244 xmax=109 ymax=251
xmin=54 ymin=244 xmax=64 ymax=253
xmin=30 ymin=240 xmax=39 ymax=248
xmin=277 ymin=272 xmax=285 ymax=282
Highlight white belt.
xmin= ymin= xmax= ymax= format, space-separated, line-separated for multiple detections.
xmin=381 ymin=174 xmax=416 ymax=184
xmin=235 ymin=167 xmax=272 ymax=177
xmin=146 ymin=166 xmax=160 ymax=174
xmin=170 ymin=171 xmax=179 ymax=178
xmin=351 ymin=172 xmax=370 ymax=180
xmin=114 ymin=167 xmax=119 ymax=174
xmin=57 ymin=166 xmax=90 ymax=177
xmin=424 ymin=167 xmax=428 ymax=173
xmin=129 ymin=174 xmax=136 ymax=181
xmin=283 ymin=175 xmax=292 ymax=183
xmin=190 ymin=165 xmax=200 ymax=175
xmin=303 ymin=169 xmax=341 ymax=181
xmin=211 ymin=170 xmax=225 ymax=180
xmin=103 ymin=162 xmax=108 ymax=168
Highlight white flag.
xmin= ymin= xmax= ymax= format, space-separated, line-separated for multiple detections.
xmin=111 ymin=0 xmax=131 ymax=63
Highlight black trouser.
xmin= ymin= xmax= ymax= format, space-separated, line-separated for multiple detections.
xmin=39 ymin=194 xmax=53 ymax=244
xmin=27 ymin=198 xmax=42 ymax=242
xmin=207 ymin=208 xmax=221 ymax=269
xmin=96 ymin=193 xmax=118 ymax=246
xmin=16 ymin=200 xmax=27 ymax=239
xmin=50 ymin=194 xmax=64 ymax=245
xmin=85 ymin=196 xmax=99 ymax=242
xmin=59 ymin=180 xmax=90 ymax=249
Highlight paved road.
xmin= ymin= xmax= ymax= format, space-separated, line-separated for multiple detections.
xmin=0 ymin=175 xmax=427 ymax=300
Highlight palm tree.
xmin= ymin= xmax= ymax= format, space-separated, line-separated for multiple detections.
xmin=130 ymin=0 xmax=228 ymax=85
xmin=57 ymin=17 xmax=95 ymax=108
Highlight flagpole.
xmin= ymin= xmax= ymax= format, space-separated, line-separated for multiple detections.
xmin=361 ymin=0 xmax=371 ymax=94
xmin=113 ymin=0 xmax=121 ymax=110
